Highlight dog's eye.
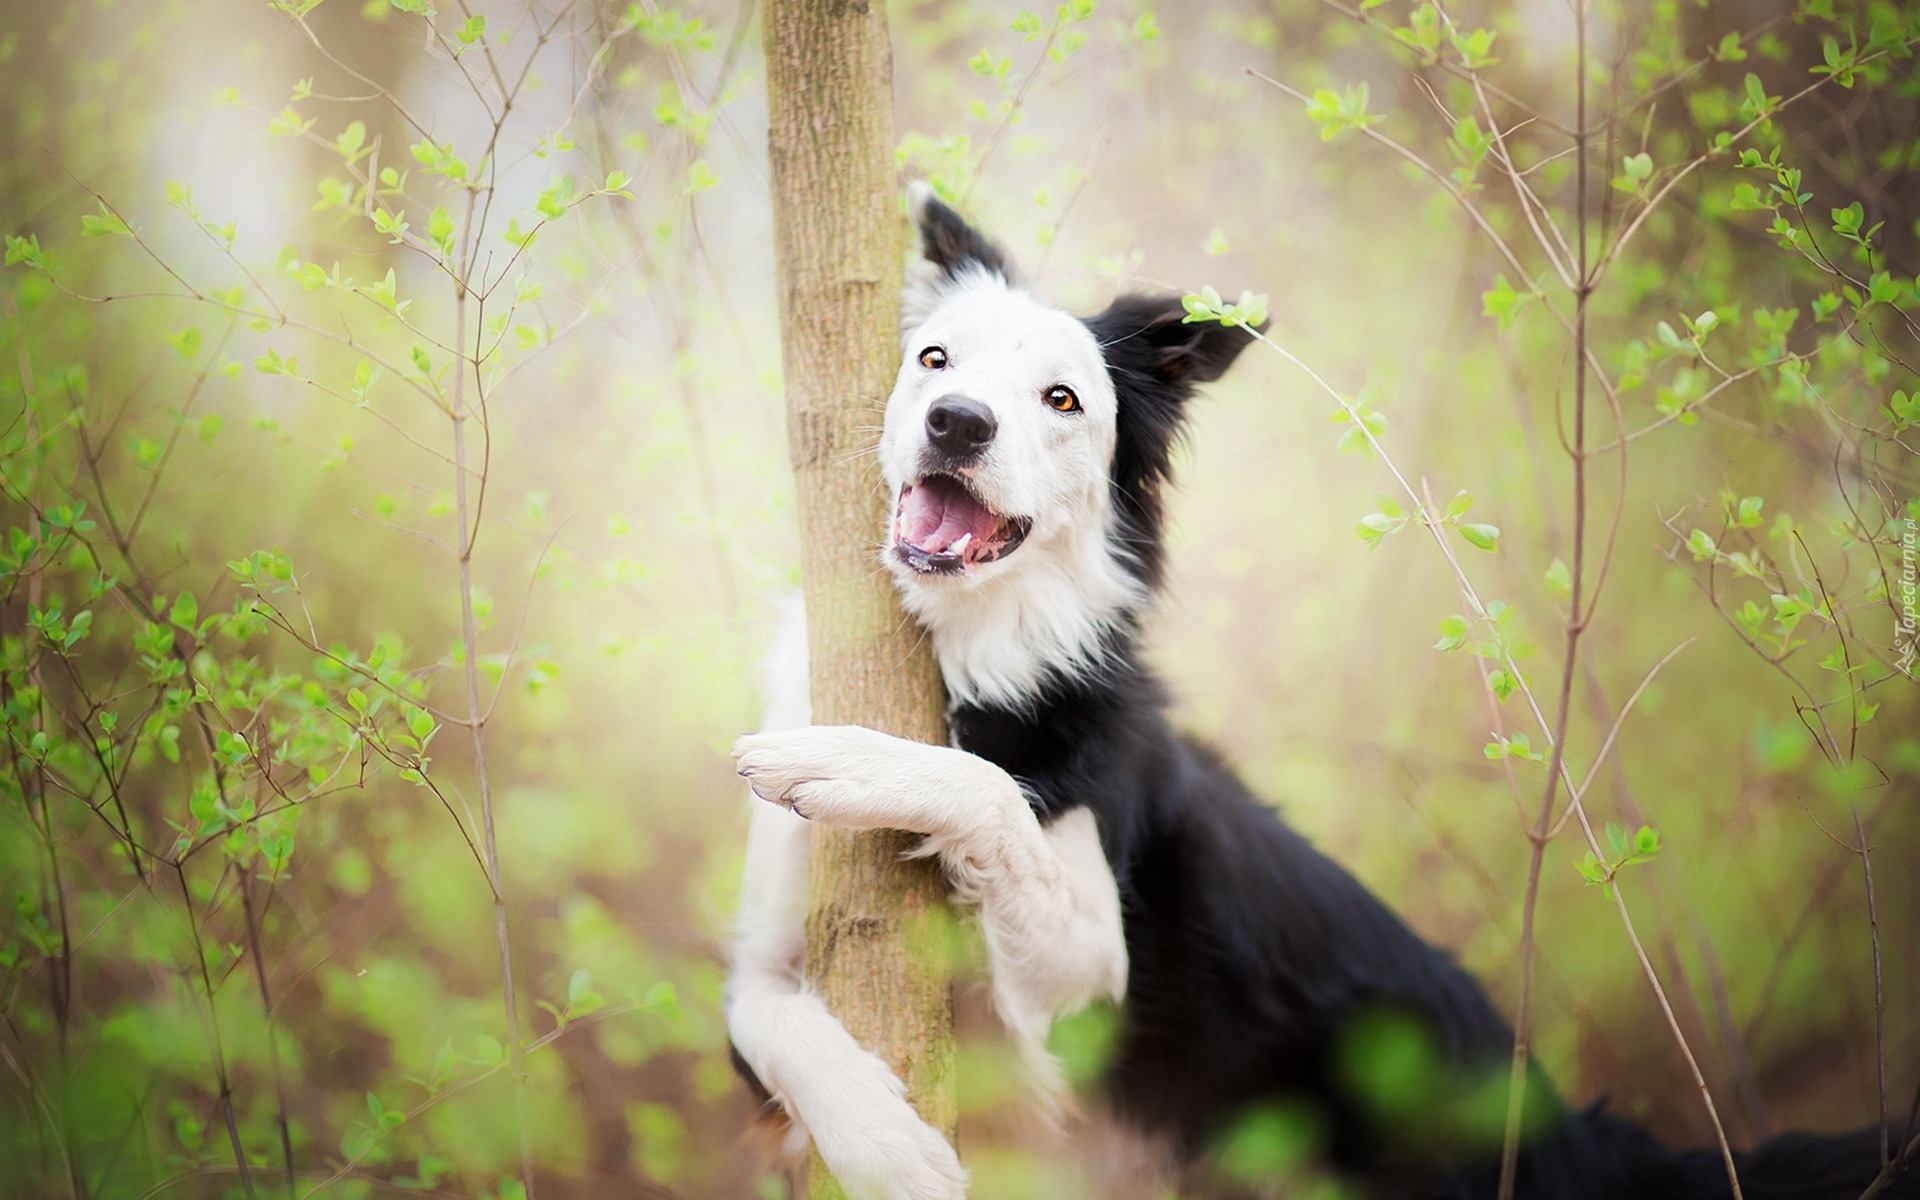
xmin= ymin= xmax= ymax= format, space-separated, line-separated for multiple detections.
xmin=918 ymin=346 xmax=947 ymax=370
xmin=1045 ymin=385 xmax=1080 ymax=413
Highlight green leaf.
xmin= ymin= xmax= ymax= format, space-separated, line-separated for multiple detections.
xmin=80 ymin=208 xmax=131 ymax=238
xmin=1449 ymin=25 xmax=1498 ymax=68
xmin=1481 ymin=274 xmax=1534 ymax=331
xmin=1605 ymin=821 xmax=1628 ymax=858
xmin=567 ymin=969 xmax=589 ymax=1006
xmin=371 ymin=208 xmax=409 ymax=242
xmin=266 ymin=106 xmax=315 ymax=138
xmin=1391 ymin=2 xmax=1443 ymax=61
xmin=1304 ymin=82 xmax=1381 ymax=141
xmin=1179 ymin=285 xmax=1267 ymax=329
xmin=335 ymin=120 xmax=367 ymax=159
xmin=1457 ymin=523 xmax=1499 ymax=551
xmin=1655 ymin=319 xmax=1697 ymax=356
xmin=1543 ymin=557 xmax=1571 ymax=598
xmin=1486 ymin=667 xmax=1517 ymax=702
xmin=427 ymin=204 xmax=456 ymax=254
xmin=967 ymin=48 xmax=1011 ymax=78
xmin=1356 ymin=510 xmax=1400 ymax=549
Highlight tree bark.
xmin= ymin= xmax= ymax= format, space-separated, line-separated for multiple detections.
xmin=762 ymin=2 xmax=959 ymax=1196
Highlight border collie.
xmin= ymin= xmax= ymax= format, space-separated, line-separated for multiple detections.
xmin=724 ymin=184 xmax=1912 ymax=1200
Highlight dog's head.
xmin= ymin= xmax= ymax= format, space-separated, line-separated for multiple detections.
xmin=880 ymin=183 xmax=1259 ymax=702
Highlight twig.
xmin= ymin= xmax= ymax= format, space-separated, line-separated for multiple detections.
xmin=1854 ymin=809 xmax=1888 ymax=1166
xmin=1495 ymin=2 xmax=1597 ymax=1182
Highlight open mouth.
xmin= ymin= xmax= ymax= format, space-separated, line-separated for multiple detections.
xmin=892 ymin=473 xmax=1031 ymax=576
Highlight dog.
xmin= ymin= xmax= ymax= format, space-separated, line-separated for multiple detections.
xmin=724 ymin=183 xmax=1914 ymax=1200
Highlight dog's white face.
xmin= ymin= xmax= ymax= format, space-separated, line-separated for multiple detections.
xmin=873 ymin=185 xmax=1256 ymax=707
xmin=879 ymin=270 xmax=1119 ymax=585
xmin=873 ymin=187 xmax=1148 ymax=707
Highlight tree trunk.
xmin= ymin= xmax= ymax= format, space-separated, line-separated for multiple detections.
xmin=761 ymin=2 xmax=959 ymax=1197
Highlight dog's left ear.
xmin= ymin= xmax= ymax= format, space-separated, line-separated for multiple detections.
xmin=1083 ymin=293 xmax=1262 ymax=393
xmin=1090 ymin=293 xmax=1263 ymax=589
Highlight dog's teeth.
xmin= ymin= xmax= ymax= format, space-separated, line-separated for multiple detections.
xmin=950 ymin=532 xmax=973 ymax=556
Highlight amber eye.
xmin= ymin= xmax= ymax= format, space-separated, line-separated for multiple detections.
xmin=1045 ymin=385 xmax=1081 ymax=413
xmin=918 ymin=346 xmax=947 ymax=370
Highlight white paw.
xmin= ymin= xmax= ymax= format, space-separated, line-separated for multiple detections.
xmin=811 ymin=1098 xmax=968 ymax=1200
xmin=733 ymin=725 xmax=970 ymax=835
xmin=730 ymin=987 xmax=968 ymax=1199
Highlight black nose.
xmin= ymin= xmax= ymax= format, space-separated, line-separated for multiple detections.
xmin=925 ymin=396 xmax=997 ymax=456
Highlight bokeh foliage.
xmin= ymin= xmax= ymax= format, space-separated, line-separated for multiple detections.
xmin=1 ymin=0 xmax=1916 ymax=1197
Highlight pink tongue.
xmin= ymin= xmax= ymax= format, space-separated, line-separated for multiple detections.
xmin=898 ymin=479 xmax=997 ymax=552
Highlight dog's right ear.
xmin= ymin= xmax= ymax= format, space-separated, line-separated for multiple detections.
xmin=903 ymin=182 xmax=1017 ymax=326
xmin=909 ymin=181 xmax=1012 ymax=284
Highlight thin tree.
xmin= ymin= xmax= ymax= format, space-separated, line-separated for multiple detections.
xmin=762 ymin=1 xmax=960 ymax=1195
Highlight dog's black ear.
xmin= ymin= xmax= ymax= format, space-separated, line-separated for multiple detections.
xmin=1084 ymin=293 xmax=1262 ymax=391
xmin=908 ymin=180 xmax=1015 ymax=286
xmin=1087 ymin=292 xmax=1262 ymax=590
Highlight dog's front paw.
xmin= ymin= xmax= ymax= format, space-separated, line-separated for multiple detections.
xmin=732 ymin=725 xmax=916 ymax=829
xmin=733 ymin=725 xmax=986 ymax=835
xmin=811 ymin=1104 xmax=968 ymax=1200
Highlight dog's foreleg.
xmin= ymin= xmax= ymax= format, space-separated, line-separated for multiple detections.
xmin=728 ymin=798 xmax=970 ymax=1200
xmin=726 ymin=609 xmax=967 ymax=1200
xmin=941 ymin=804 xmax=1127 ymax=1095
xmin=734 ymin=725 xmax=1128 ymax=1096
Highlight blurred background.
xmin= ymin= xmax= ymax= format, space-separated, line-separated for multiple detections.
xmin=1 ymin=0 xmax=1915 ymax=1196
